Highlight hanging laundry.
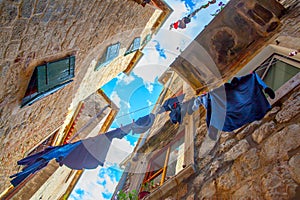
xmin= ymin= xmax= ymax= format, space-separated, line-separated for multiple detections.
xmin=211 ymin=2 xmax=225 ymax=16
xmin=61 ymin=126 xmax=132 ymax=170
xmin=157 ymin=94 xmax=185 ymax=124
xmin=196 ymin=72 xmax=275 ymax=140
xmin=9 ymin=117 xmax=136 ymax=187
xmin=158 ymin=94 xmax=195 ymax=124
xmin=10 ymin=112 xmax=158 ymax=186
xmin=132 ymin=113 xmax=155 ymax=134
xmin=170 ymin=0 xmax=217 ymax=30
xmin=9 ymin=142 xmax=81 ymax=187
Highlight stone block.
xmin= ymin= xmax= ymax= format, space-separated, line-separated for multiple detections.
xmin=232 ymin=180 xmax=263 ymax=200
xmin=219 ymin=138 xmax=236 ymax=153
xmin=21 ymin=0 xmax=34 ymax=18
xmin=224 ymin=139 xmax=250 ymax=161
xmin=177 ymin=183 xmax=188 ymax=199
xmin=262 ymin=164 xmax=298 ymax=200
xmin=5 ymin=42 xmax=20 ymax=60
xmin=198 ymin=155 xmax=213 ymax=170
xmin=193 ymin=174 xmax=205 ymax=188
xmin=264 ymin=106 xmax=281 ymax=119
xmin=275 ymin=92 xmax=300 ymax=123
xmin=209 ymin=160 xmax=220 ymax=176
xmin=236 ymin=120 xmax=261 ymax=140
xmin=11 ymin=19 xmax=28 ymax=40
xmin=232 ymin=148 xmax=260 ymax=180
xmin=186 ymin=193 xmax=195 ymax=200
xmin=199 ymin=180 xmax=216 ymax=200
xmin=219 ymin=131 xmax=235 ymax=144
xmin=35 ymin=0 xmax=48 ymax=14
xmin=216 ymin=170 xmax=237 ymax=191
xmin=252 ymin=121 xmax=276 ymax=144
xmin=198 ymin=136 xmax=217 ymax=159
xmin=0 ymin=3 xmax=18 ymax=26
xmin=261 ymin=124 xmax=300 ymax=163
xmin=288 ymin=153 xmax=300 ymax=184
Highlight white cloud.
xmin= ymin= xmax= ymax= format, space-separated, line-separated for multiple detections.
xmin=110 ymin=91 xmax=121 ymax=108
xmin=145 ymin=82 xmax=154 ymax=93
xmin=69 ymin=167 xmax=106 ymax=200
xmin=147 ymin=100 xmax=152 ymax=106
xmin=126 ymin=102 xmax=131 ymax=109
xmin=116 ymin=73 xmax=135 ymax=85
xmin=106 ymin=138 xmax=134 ymax=164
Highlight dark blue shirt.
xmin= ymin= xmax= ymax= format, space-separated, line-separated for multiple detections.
xmin=203 ymin=72 xmax=274 ymax=132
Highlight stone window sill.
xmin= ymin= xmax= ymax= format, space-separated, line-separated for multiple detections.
xmin=144 ymin=164 xmax=196 ymax=200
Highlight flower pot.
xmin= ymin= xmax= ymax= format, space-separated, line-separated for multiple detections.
xmin=138 ymin=191 xmax=150 ymax=199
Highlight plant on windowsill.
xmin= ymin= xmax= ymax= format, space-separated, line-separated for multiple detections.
xmin=117 ymin=189 xmax=138 ymax=200
xmin=138 ymin=181 xmax=154 ymax=199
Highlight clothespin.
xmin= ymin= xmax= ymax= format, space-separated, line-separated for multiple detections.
xmin=173 ymin=102 xmax=177 ymax=109
xmin=289 ymin=50 xmax=298 ymax=57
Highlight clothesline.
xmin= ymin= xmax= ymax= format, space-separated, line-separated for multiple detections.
xmin=69 ymin=59 xmax=279 ymax=143
xmin=67 ymin=56 xmax=283 ymax=144
xmin=10 ymin=71 xmax=276 ymax=187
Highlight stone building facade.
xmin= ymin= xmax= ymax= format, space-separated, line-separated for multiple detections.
xmin=0 ymin=0 xmax=172 ymax=199
xmin=114 ymin=0 xmax=300 ymax=199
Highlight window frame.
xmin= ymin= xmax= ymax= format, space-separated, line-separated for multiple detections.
xmin=21 ymin=55 xmax=75 ymax=107
xmin=95 ymin=42 xmax=120 ymax=71
xmin=142 ymin=131 xmax=185 ymax=190
xmin=138 ymin=114 xmax=196 ymax=199
xmin=141 ymin=34 xmax=152 ymax=46
xmin=236 ymin=45 xmax=300 ymax=105
xmin=124 ymin=37 xmax=141 ymax=56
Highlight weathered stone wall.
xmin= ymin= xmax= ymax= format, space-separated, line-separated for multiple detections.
xmin=158 ymin=74 xmax=300 ymax=200
xmin=154 ymin=1 xmax=300 ymax=199
xmin=0 ymin=0 xmax=156 ymax=193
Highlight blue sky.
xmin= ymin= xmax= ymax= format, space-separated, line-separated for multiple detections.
xmin=69 ymin=0 xmax=229 ymax=199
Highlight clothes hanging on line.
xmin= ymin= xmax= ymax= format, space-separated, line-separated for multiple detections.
xmin=193 ymin=72 xmax=275 ymax=140
xmin=158 ymin=94 xmax=195 ymax=124
xmin=9 ymin=142 xmax=81 ymax=187
xmin=10 ymin=113 xmax=155 ymax=187
xmin=131 ymin=113 xmax=155 ymax=134
xmin=170 ymin=0 xmax=217 ymax=30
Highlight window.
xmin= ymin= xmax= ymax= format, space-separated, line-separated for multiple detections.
xmin=125 ymin=37 xmax=141 ymax=56
xmin=255 ymin=55 xmax=300 ymax=91
xmin=141 ymin=34 xmax=152 ymax=46
xmin=21 ymin=55 xmax=75 ymax=107
xmin=95 ymin=42 xmax=120 ymax=70
xmin=142 ymin=132 xmax=185 ymax=191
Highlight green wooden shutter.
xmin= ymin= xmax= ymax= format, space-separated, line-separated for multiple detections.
xmin=37 ymin=56 xmax=75 ymax=92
